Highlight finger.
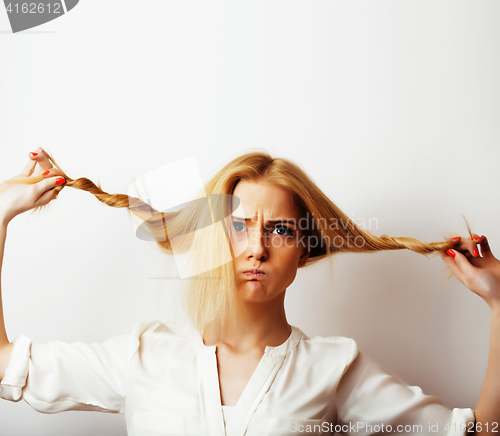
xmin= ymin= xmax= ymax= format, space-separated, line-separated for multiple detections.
xmin=53 ymin=185 xmax=63 ymax=196
xmin=465 ymin=237 xmax=478 ymax=258
xmin=479 ymin=235 xmax=494 ymax=259
xmin=449 ymin=249 xmax=477 ymax=278
xmin=20 ymin=158 xmax=37 ymax=177
xmin=470 ymin=234 xmax=481 ymax=258
xmin=40 ymin=168 xmax=63 ymax=178
xmin=33 ymin=186 xmax=60 ymax=208
xmin=448 ymin=236 xmax=473 ymax=258
xmin=32 ymin=176 xmax=66 ymax=198
xmin=30 ymin=148 xmax=54 ymax=174
xmin=441 ymin=250 xmax=466 ymax=283
xmin=455 ymin=236 xmax=479 ymax=258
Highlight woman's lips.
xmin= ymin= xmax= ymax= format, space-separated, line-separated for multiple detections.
xmin=243 ymin=270 xmax=266 ymax=279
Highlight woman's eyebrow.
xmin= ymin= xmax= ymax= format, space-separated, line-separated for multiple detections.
xmin=231 ymin=216 xmax=297 ymax=227
xmin=266 ymin=219 xmax=297 ymax=227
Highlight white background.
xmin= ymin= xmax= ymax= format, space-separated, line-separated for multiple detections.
xmin=1 ymin=1 xmax=499 ymax=435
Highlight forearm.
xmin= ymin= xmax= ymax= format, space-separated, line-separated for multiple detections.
xmin=0 ymin=219 xmax=14 ymax=382
xmin=473 ymin=307 xmax=500 ymax=435
xmin=0 ymin=220 xmax=9 ymax=347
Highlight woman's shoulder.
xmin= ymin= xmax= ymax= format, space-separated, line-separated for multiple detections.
xmin=295 ymin=326 xmax=358 ymax=348
xmin=126 ymin=320 xmax=200 ymax=357
xmin=129 ymin=319 xmax=182 ymax=338
xmin=293 ymin=326 xmax=359 ymax=365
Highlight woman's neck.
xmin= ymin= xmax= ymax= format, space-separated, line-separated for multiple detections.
xmin=202 ymin=297 xmax=291 ymax=353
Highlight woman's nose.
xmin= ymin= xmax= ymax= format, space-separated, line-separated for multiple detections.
xmin=246 ymin=229 xmax=268 ymax=261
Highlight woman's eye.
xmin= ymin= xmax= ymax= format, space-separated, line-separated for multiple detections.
xmin=232 ymin=221 xmax=246 ymax=232
xmin=272 ymin=225 xmax=293 ymax=236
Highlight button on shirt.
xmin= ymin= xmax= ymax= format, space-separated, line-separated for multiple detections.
xmin=0 ymin=321 xmax=474 ymax=435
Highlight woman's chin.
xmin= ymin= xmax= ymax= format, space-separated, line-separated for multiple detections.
xmin=238 ymin=280 xmax=269 ymax=302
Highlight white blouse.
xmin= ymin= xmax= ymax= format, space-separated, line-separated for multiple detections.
xmin=222 ymin=405 xmax=235 ymax=426
xmin=0 ymin=321 xmax=474 ymax=436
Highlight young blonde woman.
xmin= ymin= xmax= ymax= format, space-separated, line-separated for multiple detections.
xmin=0 ymin=148 xmax=499 ymax=436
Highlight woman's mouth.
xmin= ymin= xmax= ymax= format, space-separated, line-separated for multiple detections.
xmin=243 ymin=269 xmax=266 ymax=279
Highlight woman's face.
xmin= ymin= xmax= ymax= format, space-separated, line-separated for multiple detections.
xmin=230 ymin=180 xmax=310 ymax=304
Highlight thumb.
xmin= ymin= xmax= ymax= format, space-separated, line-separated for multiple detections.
xmin=479 ymin=235 xmax=494 ymax=260
xmin=33 ymin=177 xmax=65 ymax=207
xmin=32 ymin=176 xmax=65 ymax=197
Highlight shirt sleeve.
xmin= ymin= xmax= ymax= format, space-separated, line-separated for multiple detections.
xmin=0 ymin=329 xmax=136 ymax=415
xmin=335 ymin=342 xmax=475 ymax=436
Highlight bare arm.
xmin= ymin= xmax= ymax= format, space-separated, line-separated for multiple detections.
xmin=0 ymin=149 xmax=65 ymax=382
xmin=474 ymin=309 xmax=500 ymax=435
xmin=442 ymin=235 xmax=500 ymax=435
xmin=0 ymin=220 xmax=14 ymax=381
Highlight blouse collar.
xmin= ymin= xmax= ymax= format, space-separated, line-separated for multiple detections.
xmin=197 ymin=325 xmax=304 ymax=358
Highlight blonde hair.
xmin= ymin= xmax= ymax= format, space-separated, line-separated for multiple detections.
xmin=34 ymin=150 xmax=467 ymax=335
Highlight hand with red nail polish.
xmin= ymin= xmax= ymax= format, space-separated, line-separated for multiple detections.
xmin=0 ymin=150 xmax=67 ymax=224
xmin=441 ymin=235 xmax=500 ymax=311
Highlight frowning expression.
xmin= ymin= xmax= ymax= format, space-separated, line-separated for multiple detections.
xmin=230 ymin=180 xmax=309 ymax=303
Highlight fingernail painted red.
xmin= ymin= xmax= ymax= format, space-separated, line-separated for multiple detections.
xmin=447 ymin=250 xmax=456 ymax=258
xmin=30 ymin=152 xmax=38 ymax=156
xmin=473 ymin=248 xmax=479 ymax=257
xmin=55 ymin=177 xmax=65 ymax=186
xmin=452 ymin=237 xmax=460 ymax=241
xmin=473 ymin=235 xmax=481 ymax=241
xmin=42 ymin=171 xmax=50 ymax=176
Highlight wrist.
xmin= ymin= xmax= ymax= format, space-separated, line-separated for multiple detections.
xmin=0 ymin=217 xmax=9 ymax=229
xmin=489 ymin=302 xmax=500 ymax=319
xmin=0 ymin=210 xmax=12 ymax=228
